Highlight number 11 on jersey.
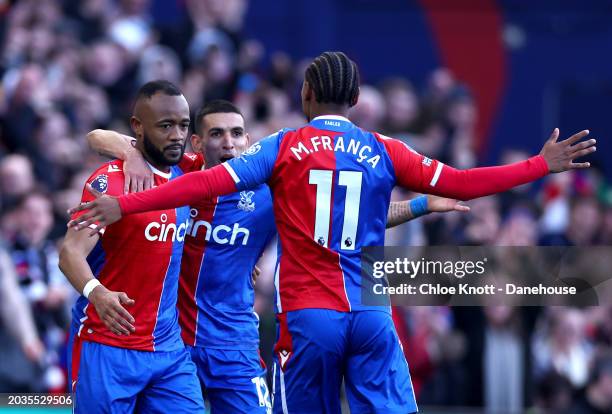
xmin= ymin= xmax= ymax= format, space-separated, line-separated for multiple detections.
xmin=309 ymin=169 xmax=363 ymax=251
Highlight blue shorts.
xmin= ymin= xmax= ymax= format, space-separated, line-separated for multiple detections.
xmin=188 ymin=346 xmax=271 ymax=414
xmin=272 ymin=309 xmax=417 ymax=414
xmin=72 ymin=339 xmax=204 ymax=414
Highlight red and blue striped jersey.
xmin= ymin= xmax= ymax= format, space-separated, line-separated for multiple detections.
xmin=71 ymin=159 xmax=192 ymax=351
xmin=225 ymin=115 xmax=443 ymax=313
xmin=178 ymin=182 xmax=276 ymax=349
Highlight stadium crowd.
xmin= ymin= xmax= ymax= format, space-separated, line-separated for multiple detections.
xmin=0 ymin=1 xmax=610 ymax=413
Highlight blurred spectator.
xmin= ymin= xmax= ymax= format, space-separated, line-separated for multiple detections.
xmin=540 ymin=196 xmax=602 ymax=246
xmin=461 ymin=196 xmax=502 ymax=245
xmin=81 ymin=39 xmax=134 ymax=112
xmin=138 ymin=44 xmax=182 ymax=85
xmin=393 ymin=306 xmax=467 ymax=405
xmin=533 ymin=308 xmax=594 ymax=388
xmin=8 ymin=192 xmax=72 ymax=318
xmin=495 ymin=206 xmax=539 ymax=246
xmin=349 ymin=84 xmax=386 ymax=132
xmin=108 ymin=0 xmax=154 ymax=56
xmin=380 ymin=77 xmax=420 ymax=138
xmin=483 ymin=305 xmax=526 ymax=413
xmin=527 ymin=371 xmax=574 ymax=414
xmin=6 ymin=192 xmax=73 ymax=391
xmin=0 ymin=154 xmax=35 ymax=206
xmin=597 ymin=205 xmax=612 ymax=245
xmin=0 ymin=246 xmax=45 ymax=392
xmin=565 ymin=349 xmax=612 ymax=414
xmin=591 ymin=306 xmax=612 ymax=347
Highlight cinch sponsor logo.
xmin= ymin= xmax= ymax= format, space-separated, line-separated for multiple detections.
xmin=144 ymin=213 xmax=189 ymax=242
xmin=186 ymin=208 xmax=250 ymax=245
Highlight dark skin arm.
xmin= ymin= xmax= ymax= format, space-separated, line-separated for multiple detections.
xmin=87 ymin=129 xmax=153 ymax=194
xmin=59 ymin=227 xmax=136 ymax=335
xmin=386 ymin=195 xmax=470 ymax=228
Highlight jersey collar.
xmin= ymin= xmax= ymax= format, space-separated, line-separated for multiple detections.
xmin=146 ymin=162 xmax=172 ymax=179
xmin=309 ymin=115 xmax=353 ymax=132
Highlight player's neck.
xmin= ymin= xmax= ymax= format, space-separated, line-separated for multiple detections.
xmin=144 ymin=157 xmax=171 ymax=173
xmin=135 ymin=143 xmax=171 ymax=173
xmin=308 ymin=104 xmax=350 ymax=122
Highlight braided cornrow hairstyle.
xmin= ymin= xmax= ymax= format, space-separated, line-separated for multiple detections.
xmin=305 ymin=51 xmax=360 ymax=107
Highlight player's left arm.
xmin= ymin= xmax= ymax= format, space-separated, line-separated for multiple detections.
xmin=384 ymin=129 xmax=595 ymax=201
xmin=386 ymin=195 xmax=470 ymax=228
xmin=87 ymin=129 xmax=153 ymax=194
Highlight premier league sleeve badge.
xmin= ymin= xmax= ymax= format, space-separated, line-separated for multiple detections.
xmin=91 ymin=174 xmax=109 ymax=194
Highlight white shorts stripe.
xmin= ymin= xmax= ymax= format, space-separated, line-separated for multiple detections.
xmin=430 ymin=161 xmax=444 ymax=187
xmin=272 ymin=362 xmax=277 ymax=408
xmin=280 ymin=365 xmax=289 ymax=414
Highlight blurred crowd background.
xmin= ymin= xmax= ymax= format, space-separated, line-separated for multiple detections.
xmin=0 ymin=0 xmax=610 ymax=413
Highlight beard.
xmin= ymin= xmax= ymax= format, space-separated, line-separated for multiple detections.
xmin=143 ymin=133 xmax=185 ymax=167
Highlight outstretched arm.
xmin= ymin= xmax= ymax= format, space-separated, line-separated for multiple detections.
xmin=68 ymin=164 xmax=238 ymax=234
xmin=87 ymin=129 xmax=153 ymax=193
xmin=384 ymin=129 xmax=596 ymax=201
xmin=69 ymin=131 xmax=283 ymax=233
xmin=386 ymin=195 xmax=469 ymax=228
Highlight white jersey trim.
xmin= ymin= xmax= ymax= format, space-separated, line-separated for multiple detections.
xmin=430 ymin=162 xmax=444 ymax=187
xmin=77 ymin=304 xmax=89 ymax=337
xmin=223 ymin=162 xmax=241 ymax=184
xmin=274 ymin=261 xmax=282 ymax=313
xmin=279 ymin=364 xmax=289 ymax=414
xmin=311 ymin=114 xmax=351 ymax=123
xmin=145 ymin=162 xmax=172 ymax=179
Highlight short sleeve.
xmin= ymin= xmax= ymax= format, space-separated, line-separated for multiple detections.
xmin=224 ymin=131 xmax=284 ymax=191
xmin=178 ymin=152 xmax=205 ymax=173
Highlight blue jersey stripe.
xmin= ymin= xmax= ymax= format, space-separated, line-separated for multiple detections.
xmin=152 ymin=166 xmax=190 ymax=351
xmin=328 ymin=128 xmax=395 ymax=311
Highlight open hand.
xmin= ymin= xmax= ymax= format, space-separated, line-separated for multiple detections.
xmin=88 ymin=285 xmax=135 ymax=336
xmin=540 ymin=128 xmax=596 ymax=173
xmin=124 ymin=148 xmax=153 ymax=194
xmin=427 ymin=195 xmax=470 ymax=213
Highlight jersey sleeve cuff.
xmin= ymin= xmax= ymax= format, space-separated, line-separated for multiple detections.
xmin=532 ymin=154 xmax=550 ymax=175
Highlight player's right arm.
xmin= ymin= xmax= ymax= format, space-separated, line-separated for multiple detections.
xmin=59 ymin=228 xmax=136 ymax=335
xmin=68 ymin=132 xmax=283 ymax=232
xmin=386 ymin=195 xmax=470 ymax=228
xmin=87 ymin=129 xmax=153 ymax=194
